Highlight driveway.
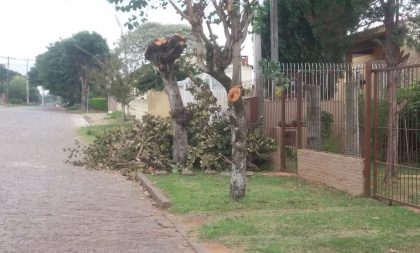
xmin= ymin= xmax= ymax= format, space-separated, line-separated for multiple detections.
xmin=0 ymin=106 xmax=194 ymax=253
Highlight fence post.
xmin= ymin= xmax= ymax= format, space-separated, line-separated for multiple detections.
xmin=364 ymin=62 xmax=372 ymax=197
xmin=280 ymin=89 xmax=287 ymax=170
xmin=296 ymin=72 xmax=303 ymax=149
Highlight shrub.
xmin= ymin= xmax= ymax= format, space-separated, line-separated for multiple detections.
xmin=89 ymin=97 xmax=107 ymax=111
xmin=66 ymin=104 xmax=81 ymax=111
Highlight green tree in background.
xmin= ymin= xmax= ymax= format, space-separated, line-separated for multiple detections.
xmin=0 ymin=64 xmax=22 ymax=95
xmin=33 ymin=31 xmax=110 ymax=107
xmin=260 ymin=0 xmax=369 ymax=62
xmin=8 ymin=76 xmax=39 ymax=104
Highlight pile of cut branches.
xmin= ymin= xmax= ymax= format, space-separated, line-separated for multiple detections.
xmin=66 ymin=114 xmax=172 ymax=177
xmin=66 ymin=84 xmax=277 ymax=175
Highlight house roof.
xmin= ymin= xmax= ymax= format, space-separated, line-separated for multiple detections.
xmin=350 ymin=25 xmax=386 ymax=44
xmin=350 ymin=25 xmax=386 ymax=55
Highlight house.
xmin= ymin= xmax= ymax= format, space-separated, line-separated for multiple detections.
xmin=348 ymin=25 xmax=420 ymax=63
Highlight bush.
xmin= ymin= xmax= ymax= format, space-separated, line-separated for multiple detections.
xmin=66 ymin=104 xmax=81 ymax=111
xmin=89 ymin=97 xmax=107 ymax=111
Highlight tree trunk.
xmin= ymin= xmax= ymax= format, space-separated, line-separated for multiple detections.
xmin=230 ymin=99 xmax=247 ymax=200
xmin=306 ymin=85 xmax=321 ymax=149
xmin=384 ymin=71 xmax=399 ymax=186
xmin=345 ymin=82 xmax=360 ymax=156
xmin=382 ymin=0 xmax=402 ymax=186
xmin=160 ymin=63 xmax=188 ymax=162
xmin=228 ymin=36 xmax=247 ymax=200
xmin=81 ymin=79 xmax=87 ymax=110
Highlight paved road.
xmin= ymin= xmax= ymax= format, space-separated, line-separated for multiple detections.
xmin=0 ymin=106 xmax=194 ymax=253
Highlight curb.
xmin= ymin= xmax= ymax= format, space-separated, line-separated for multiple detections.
xmin=135 ymin=172 xmax=208 ymax=253
xmin=135 ymin=172 xmax=171 ymax=209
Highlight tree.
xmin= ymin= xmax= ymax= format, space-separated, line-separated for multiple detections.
xmin=260 ymin=0 xmax=369 ymax=62
xmin=358 ymin=0 xmax=419 ymax=185
xmin=116 ymin=22 xmax=192 ymax=70
xmin=144 ymin=34 xmax=190 ymax=162
xmin=132 ymin=60 xmax=198 ymax=94
xmin=8 ymin=76 xmax=27 ymax=104
xmin=0 ymin=64 xmax=22 ymax=98
xmin=109 ymin=0 xmax=257 ymax=200
xmin=33 ymin=31 xmax=110 ymax=107
xmin=87 ymin=52 xmax=137 ymax=119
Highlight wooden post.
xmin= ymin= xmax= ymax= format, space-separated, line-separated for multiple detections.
xmin=364 ymin=62 xmax=372 ymax=197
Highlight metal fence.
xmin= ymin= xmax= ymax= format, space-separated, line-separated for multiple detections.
xmin=260 ymin=61 xmax=419 ymax=208
xmin=263 ymin=63 xmax=374 ymax=171
xmin=371 ymin=63 xmax=420 ymax=208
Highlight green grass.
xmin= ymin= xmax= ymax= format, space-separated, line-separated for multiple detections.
xmin=76 ymin=124 xmax=118 ymax=143
xmin=149 ymin=173 xmax=420 ymax=253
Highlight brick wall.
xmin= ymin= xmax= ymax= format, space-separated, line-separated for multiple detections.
xmin=298 ymin=149 xmax=365 ymax=196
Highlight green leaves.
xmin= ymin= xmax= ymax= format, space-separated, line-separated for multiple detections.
xmin=33 ymin=31 xmax=110 ymax=105
xmin=259 ymin=58 xmax=289 ymax=89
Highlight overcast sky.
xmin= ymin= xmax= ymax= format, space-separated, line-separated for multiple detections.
xmin=0 ymin=0 xmax=253 ymax=74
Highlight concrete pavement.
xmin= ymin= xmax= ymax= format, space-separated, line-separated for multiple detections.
xmin=0 ymin=106 xmax=194 ymax=253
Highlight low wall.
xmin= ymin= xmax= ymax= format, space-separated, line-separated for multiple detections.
xmin=148 ymin=91 xmax=170 ymax=118
xmin=298 ymin=149 xmax=364 ymax=196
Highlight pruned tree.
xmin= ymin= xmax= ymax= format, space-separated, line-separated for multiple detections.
xmin=144 ymin=34 xmax=189 ymax=162
xmin=116 ymin=22 xmax=193 ymax=70
xmin=358 ymin=0 xmax=419 ymax=185
xmin=109 ymin=0 xmax=257 ymax=200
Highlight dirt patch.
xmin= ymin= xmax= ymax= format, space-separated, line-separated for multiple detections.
xmin=181 ymin=214 xmax=209 ymax=231
xmin=83 ymin=113 xmax=109 ymax=125
xmin=201 ymin=242 xmax=244 ymax=253
xmin=262 ymin=171 xmax=297 ymax=177
xmin=179 ymin=214 xmax=244 ymax=253
xmin=403 ymin=206 xmax=420 ymax=214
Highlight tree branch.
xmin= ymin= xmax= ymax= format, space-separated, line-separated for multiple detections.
xmin=206 ymin=20 xmax=219 ymax=46
xmin=212 ymin=0 xmax=231 ymax=42
xmin=168 ymin=0 xmax=191 ymax=22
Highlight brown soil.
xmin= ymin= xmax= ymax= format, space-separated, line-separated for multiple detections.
xmin=180 ymin=214 xmax=244 ymax=253
xmin=201 ymin=242 xmax=244 ymax=253
xmin=262 ymin=171 xmax=297 ymax=177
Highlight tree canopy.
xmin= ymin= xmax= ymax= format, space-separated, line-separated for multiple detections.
xmin=358 ymin=0 xmax=419 ymax=63
xmin=33 ymin=31 xmax=110 ymax=105
xmin=260 ymin=0 xmax=370 ymax=62
xmin=0 ymin=64 xmax=21 ymax=93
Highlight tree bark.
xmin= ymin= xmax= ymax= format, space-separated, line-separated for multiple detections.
xmin=160 ymin=63 xmax=188 ymax=162
xmin=80 ymin=78 xmax=87 ymax=110
xmin=384 ymin=71 xmax=399 ymax=185
xmin=307 ymin=85 xmax=321 ymax=149
xmin=226 ymin=3 xmax=247 ymax=200
xmin=382 ymin=0 xmax=403 ymax=185
xmin=345 ymin=82 xmax=360 ymax=156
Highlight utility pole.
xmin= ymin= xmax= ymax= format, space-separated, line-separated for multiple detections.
xmin=6 ymin=57 xmax=10 ymax=104
xmin=254 ymin=0 xmax=264 ymax=119
xmin=270 ymin=0 xmax=278 ymax=61
xmin=26 ymin=59 xmax=29 ymax=104
xmin=270 ymin=0 xmax=286 ymax=170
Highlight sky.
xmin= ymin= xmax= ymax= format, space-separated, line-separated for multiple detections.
xmin=0 ymin=0 xmax=253 ymax=75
